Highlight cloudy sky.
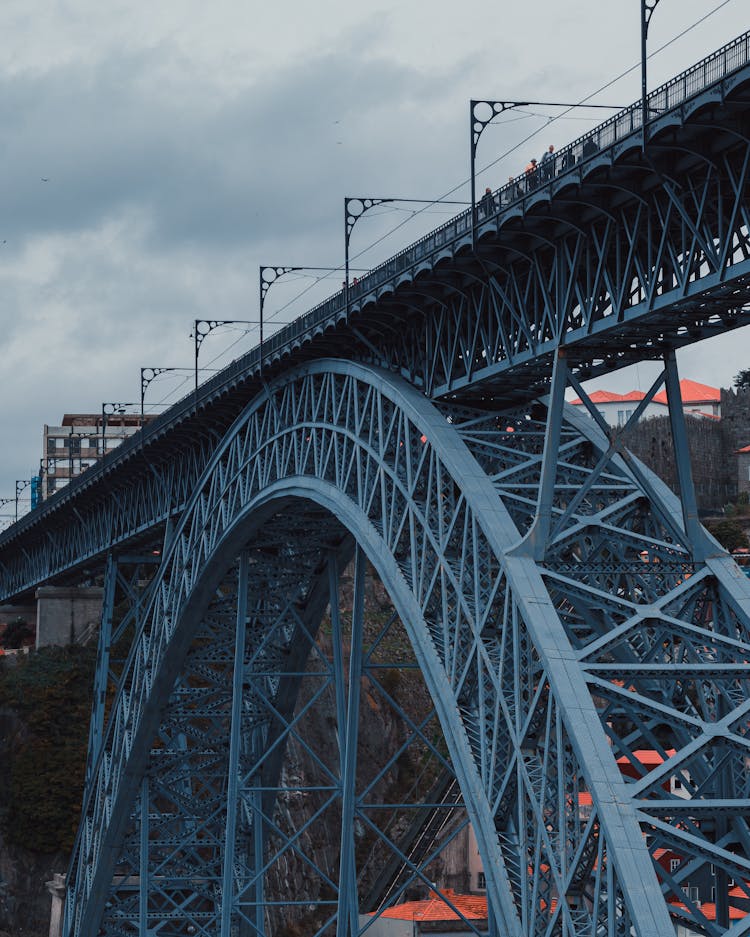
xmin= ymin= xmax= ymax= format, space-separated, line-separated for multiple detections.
xmin=0 ymin=0 xmax=746 ymax=511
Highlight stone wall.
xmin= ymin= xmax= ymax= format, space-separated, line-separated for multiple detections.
xmin=622 ymin=386 xmax=750 ymax=513
xmin=625 ymin=414 xmax=733 ymax=512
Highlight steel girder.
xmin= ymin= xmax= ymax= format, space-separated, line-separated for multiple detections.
xmin=1 ymin=57 xmax=750 ymax=598
xmin=354 ymin=128 xmax=750 ymax=399
xmin=63 ymin=359 xmax=750 ymax=937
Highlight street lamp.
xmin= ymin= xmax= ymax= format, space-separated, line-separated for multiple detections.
xmin=15 ymin=479 xmax=30 ymax=522
xmin=39 ymin=455 xmax=67 ymax=499
xmin=641 ymin=0 xmax=662 ymax=149
xmin=259 ymin=266 xmax=361 ymax=361
xmin=140 ymin=367 xmax=199 ymax=418
xmin=344 ymin=197 xmax=468 ymax=321
xmin=469 ymin=99 xmax=625 ymax=247
xmin=101 ymin=402 xmax=137 ymax=455
xmin=191 ymin=319 xmax=259 ymax=390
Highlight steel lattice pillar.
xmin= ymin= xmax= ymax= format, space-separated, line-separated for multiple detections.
xmin=66 ymin=360 xmax=750 ymax=937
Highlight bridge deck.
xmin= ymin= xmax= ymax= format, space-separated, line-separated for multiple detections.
xmin=1 ymin=30 xmax=750 ymax=586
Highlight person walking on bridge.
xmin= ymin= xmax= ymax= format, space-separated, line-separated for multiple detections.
xmin=525 ymin=158 xmax=538 ymax=190
xmin=480 ymin=186 xmax=496 ymax=217
xmin=540 ymin=144 xmax=555 ymax=180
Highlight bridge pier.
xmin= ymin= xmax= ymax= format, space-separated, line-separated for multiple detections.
xmin=35 ymin=586 xmax=103 ymax=648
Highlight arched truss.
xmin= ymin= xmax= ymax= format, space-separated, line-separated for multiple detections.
xmin=66 ymin=360 xmax=750 ymax=937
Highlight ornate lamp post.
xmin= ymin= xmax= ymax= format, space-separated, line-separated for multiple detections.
xmin=259 ymin=265 xmax=379 ymax=368
xmin=140 ymin=367 xmax=199 ymax=418
xmin=101 ymin=402 xmax=138 ymax=455
xmin=15 ymin=479 xmax=30 ymax=522
xmin=344 ymin=197 xmax=467 ymax=320
xmin=469 ymin=99 xmax=624 ymax=247
xmin=259 ymin=267 xmax=346 ymax=360
xmin=641 ymin=0 xmax=662 ymax=148
xmin=192 ymin=320 xmax=260 ymax=390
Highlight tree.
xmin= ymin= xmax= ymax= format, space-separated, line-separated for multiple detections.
xmin=707 ymin=518 xmax=749 ymax=552
xmin=1 ymin=617 xmax=33 ymax=649
xmin=734 ymin=368 xmax=750 ymax=389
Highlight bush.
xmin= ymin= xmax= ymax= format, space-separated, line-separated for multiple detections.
xmin=0 ymin=645 xmax=96 ymax=853
xmin=707 ymin=518 xmax=749 ymax=553
xmin=1 ymin=617 xmax=34 ymax=649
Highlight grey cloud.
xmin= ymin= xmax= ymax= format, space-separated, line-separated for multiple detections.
xmin=0 ymin=44 xmax=462 ymax=257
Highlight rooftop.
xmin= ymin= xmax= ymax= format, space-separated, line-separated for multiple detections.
xmin=372 ymin=889 xmax=488 ymax=922
xmin=570 ymin=379 xmax=720 ymax=408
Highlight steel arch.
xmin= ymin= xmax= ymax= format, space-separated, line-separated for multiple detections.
xmin=66 ymin=359 xmax=750 ymax=937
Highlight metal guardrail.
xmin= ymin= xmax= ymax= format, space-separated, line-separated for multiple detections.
xmin=3 ymin=30 xmax=750 ymax=543
xmin=215 ymin=29 xmax=750 ymax=384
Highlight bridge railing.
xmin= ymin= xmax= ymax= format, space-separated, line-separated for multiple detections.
xmin=2 ymin=30 xmax=749 ymax=543
xmin=252 ymin=29 xmax=750 ymax=367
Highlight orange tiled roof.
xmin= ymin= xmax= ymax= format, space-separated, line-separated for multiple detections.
xmin=570 ymin=390 xmax=645 ymax=405
xmin=670 ymin=900 xmax=747 ymax=921
xmin=653 ymin=379 xmax=720 ymax=405
xmin=373 ymin=889 xmax=488 ymax=922
xmin=571 ymin=379 xmax=720 ymax=408
xmin=617 ymin=748 xmax=676 ymax=768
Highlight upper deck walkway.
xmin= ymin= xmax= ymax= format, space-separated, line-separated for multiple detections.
xmin=1 ymin=30 xmax=750 ymax=581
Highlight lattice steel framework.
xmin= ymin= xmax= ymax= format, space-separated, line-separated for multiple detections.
xmin=2 ymin=46 xmax=750 ymax=598
xmin=0 ymin=34 xmax=745 ymax=937
xmin=352 ymin=123 xmax=750 ymax=399
xmin=61 ymin=359 xmax=750 ymax=937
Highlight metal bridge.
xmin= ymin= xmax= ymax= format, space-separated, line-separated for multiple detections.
xmin=2 ymin=28 xmax=750 ymax=937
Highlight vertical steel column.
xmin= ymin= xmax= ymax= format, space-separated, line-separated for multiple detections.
xmin=328 ymin=553 xmax=348 ymax=770
xmin=221 ymin=552 xmax=249 ymax=937
xmin=252 ymin=727 xmax=265 ymax=937
xmin=139 ymin=776 xmax=149 ymax=937
xmin=336 ymin=546 xmax=365 ymax=937
xmin=664 ymin=350 xmax=706 ymax=561
xmin=641 ymin=0 xmax=661 ymax=149
xmin=86 ymin=553 xmax=117 ymax=787
xmin=523 ymin=348 xmax=568 ymax=561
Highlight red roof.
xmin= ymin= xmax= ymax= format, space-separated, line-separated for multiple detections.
xmin=373 ymin=890 xmax=488 ymax=922
xmin=653 ymin=379 xmax=720 ymax=405
xmin=570 ymin=390 xmax=645 ymax=405
xmin=617 ymin=749 xmax=676 ymax=766
xmin=670 ymin=901 xmax=747 ymax=922
xmin=571 ymin=379 xmax=720 ymax=408
xmin=737 ymin=445 xmax=750 ymax=454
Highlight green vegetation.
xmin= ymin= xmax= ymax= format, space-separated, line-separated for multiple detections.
xmin=1 ymin=617 xmax=34 ymax=649
xmin=0 ymin=646 xmax=96 ymax=854
xmin=706 ymin=518 xmax=749 ymax=553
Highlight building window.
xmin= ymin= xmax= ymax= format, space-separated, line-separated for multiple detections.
xmin=477 ymin=872 xmax=486 ymax=890
xmin=670 ymin=859 xmax=680 ymax=873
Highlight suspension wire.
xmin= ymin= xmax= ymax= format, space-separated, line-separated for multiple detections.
xmin=182 ymin=0 xmax=738 ymax=382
